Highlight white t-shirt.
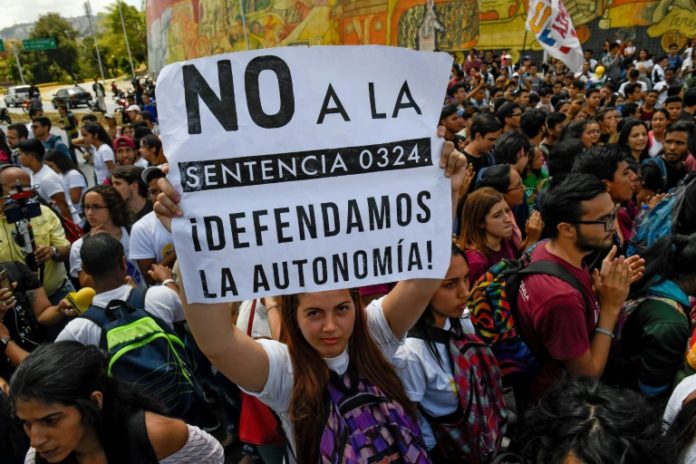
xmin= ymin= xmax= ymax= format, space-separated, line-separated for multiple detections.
xmin=93 ymin=144 xmax=115 ymax=184
xmin=32 ymin=164 xmax=66 ymax=205
xmin=243 ymin=298 xmax=404 ymax=461
xmin=394 ymin=318 xmax=465 ymax=450
xmin=62 ymin=169 xmax=87 ymax=223
xmin=135 ymin=157 xmax=149 ymax=168
xmin=55 ymin=284 xmax=184 ymax=345
xmin=70 ymin=228 xmax=145 ymax=286
xmin=129 ymin=212 xmax=174 ymax=262
xmin=235 ymin=299 xmax=272 ymax=339
xmin=653 ymin=81 xmax=671 ymax=107
xmin=618 ymin=80 xmax=648 ymax=97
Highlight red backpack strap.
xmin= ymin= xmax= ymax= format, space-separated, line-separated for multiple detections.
xmin=246 ymin=299 xmax=257 ymax=336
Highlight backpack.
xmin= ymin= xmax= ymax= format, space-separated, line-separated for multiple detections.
xmin=468 ymin=257 xmax=591 ymax=387
xmin=81 ymin=287 xmax=203 ymax=423
xmin=407 ymin=321 xmax=507 ymax=463
xmin=627 ymin=173 xmax=696 ymax=257
xmin=319 ymin=367 xmax=431 ymax=464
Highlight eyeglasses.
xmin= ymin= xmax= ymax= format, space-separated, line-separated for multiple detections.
xmin=507 ymin=183 xmax=525 ymax=192
xmin=568 ymin=208 xmax=618 ymax=232
xmin=84 ymin=205 xmax=107 ymax=212
xmin=511 ymin=112 xmax=523 ymax=117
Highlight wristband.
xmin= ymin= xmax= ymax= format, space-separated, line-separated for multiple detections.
xmin=161 ymin=279 xmax=177 ymax=288
xmin=594 ymin=327 xmax=615 ymax=339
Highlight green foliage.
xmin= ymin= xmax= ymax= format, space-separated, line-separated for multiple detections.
xmin=98 ymin=1 xmax=147 ymax=76
xmin=22 ymin=13 xmax=80 ymax=83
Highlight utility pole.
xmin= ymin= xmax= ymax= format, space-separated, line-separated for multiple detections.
xmin=11 ymin=43 xmax=26 ymax=85
xmin=84 ymin=0 xmax=106 ymax=82
xmin=118 ymin=0 xmax=136 ymax=79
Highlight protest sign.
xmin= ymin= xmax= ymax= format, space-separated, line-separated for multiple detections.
xmin=156 ymin=45 xmax=453 ymax=303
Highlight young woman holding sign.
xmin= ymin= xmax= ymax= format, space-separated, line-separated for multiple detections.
xmin=154 ymin=139 xmax=469 ymax=463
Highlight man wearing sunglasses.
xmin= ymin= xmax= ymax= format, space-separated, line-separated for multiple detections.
xmin=515 ymin=174 xmax=643 ymax=400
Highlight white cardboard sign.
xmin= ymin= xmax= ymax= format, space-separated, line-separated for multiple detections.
xmin=156 ymin=45 xmax=453 ymax=303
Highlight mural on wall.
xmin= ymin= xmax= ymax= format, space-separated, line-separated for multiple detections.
xmin=146 ymin=0 xmax=695 ymax=74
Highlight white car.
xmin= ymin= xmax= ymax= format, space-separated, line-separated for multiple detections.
xmin=3 ymin=85 xmax=32 ymax=107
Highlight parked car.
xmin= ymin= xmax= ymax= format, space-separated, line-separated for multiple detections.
xmin=51 ymin=86 xmax=92 ymax=109
xmin=3 ymin=85 xmax=32 ymax=107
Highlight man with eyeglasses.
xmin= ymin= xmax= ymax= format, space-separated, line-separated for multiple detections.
xmin=572 ymin=146 xmax=639 ymax=249
xmin=515 ymin=174 xmax=643 ymax=400
xmin=128 ymin=166 xmax=175 ymax=285
xmin=30 ymin=117 xmax=70 ymax=162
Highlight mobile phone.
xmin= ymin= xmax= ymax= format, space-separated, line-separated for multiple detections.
xmin=0 ymin=269 xmax=11 ymax=292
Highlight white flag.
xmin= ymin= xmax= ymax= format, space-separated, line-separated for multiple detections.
xmin=526 ymin=0 xmax=584 ymax=73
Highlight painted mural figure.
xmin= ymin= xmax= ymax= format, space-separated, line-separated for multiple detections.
xmin=417 ymin=0 xmax=445 ymax=51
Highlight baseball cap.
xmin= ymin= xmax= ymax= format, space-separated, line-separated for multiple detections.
xmin=113 ymin=136 xmax=135 ymax=151
xmin=126 ymin=104 xmax=141 ymax=112
xmin=142 ymin=165 xmax=165 ymax=184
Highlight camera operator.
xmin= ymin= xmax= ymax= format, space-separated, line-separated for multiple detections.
xmin=0 ymin=167 xmax=73 ymax=313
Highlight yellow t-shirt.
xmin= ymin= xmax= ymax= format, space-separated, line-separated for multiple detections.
xmin=0 ymin=205 xmax=70 ymax=296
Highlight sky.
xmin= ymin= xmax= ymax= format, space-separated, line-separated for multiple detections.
xmin=0 ymin=0 xmax=141 ymax=30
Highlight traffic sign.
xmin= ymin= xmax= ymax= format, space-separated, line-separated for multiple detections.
xmin=22 ymin=38 xmax=57 ymax=51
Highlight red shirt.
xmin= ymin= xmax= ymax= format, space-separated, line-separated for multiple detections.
xmin=465 ymin=238 xmax=518 ymax=286
xmin=516 ymin=242 xmax=599 ymax=397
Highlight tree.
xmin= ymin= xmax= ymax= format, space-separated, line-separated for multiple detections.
xmin=98 ymin=1 xmax=147 ymax=76
xmin=22 ymin=14 xmax=80 ymax=83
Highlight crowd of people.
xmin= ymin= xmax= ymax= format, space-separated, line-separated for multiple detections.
xmin=0 ymin=40 xmax=694 ymax=464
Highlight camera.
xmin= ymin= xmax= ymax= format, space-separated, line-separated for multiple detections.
xmin=3 ymin=185 xmax=42 ymax=224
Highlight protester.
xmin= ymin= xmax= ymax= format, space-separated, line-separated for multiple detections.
xmin=456 ymin=187 xmax=517 ymax=286
xmin=642 ymin=122 xmax=693 ymax=194
xmin=10 ymin=342 xmax=224 ymax=463
xmin=572 ymin=146 xmax=638 ymax=247
xmin=140 ymin=134 xmax=167 ymax=166
xmin=69 ymin=185 xmax=141 ymax=287
xmin=114 ymin=136 xmax=148 ymax=168
xmin=81 ymin=123 xmax=114 ymax=184
xmin=463 ymin=114 xmax=501 ymax=191
xmin=618 ymin=118 xmax=650 ymax=163
xmin=649 ymin=108 xmax=670 ymax=157
xmin=521 ymin=377 xmax=673 ymax=463
xmin=129 ymin=166 xmax=175 ymax=284
xmin=44 ymin=150 xmax=88 ymax=227
xmin=516 ymin=174 xmax=640 ymax=399
xmin=609 ymin=233 xmax=696 ymax=398
xmin=110 ymin=165 xmax=152 ymax=225
xmin=16 ymin=140 xmax=73 ymax=221
xmin=396 ymin=245 xmax=507 ymax=462
xmin=153 ymin=141 xmax=469 ymax=462
xmin=0 ymin=167 xmax=73 ymax=306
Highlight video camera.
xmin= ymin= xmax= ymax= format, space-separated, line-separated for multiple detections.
xmin=3 ymin=184 xmax=42 ymax=224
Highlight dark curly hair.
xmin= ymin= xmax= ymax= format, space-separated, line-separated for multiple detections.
xmin=82 ymin=184 xmax=130 ymax=228
xmin=520 ymin=377 xmax=675 ymax=464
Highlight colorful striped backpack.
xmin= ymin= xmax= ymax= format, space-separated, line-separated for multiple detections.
xmin=468 ymin=257 xmax=589 ymax=387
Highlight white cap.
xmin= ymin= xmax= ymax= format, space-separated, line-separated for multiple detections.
xmin=126 ymin=104 xmax=141 ymax=112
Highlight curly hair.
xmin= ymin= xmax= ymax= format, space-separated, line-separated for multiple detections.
xmin=82 ymin=184 xmax=130 ymax=228
xmin=520 ymin=377 xmax=675 ymax=464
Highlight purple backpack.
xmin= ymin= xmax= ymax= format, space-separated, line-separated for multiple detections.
xmin=319 ymin=369 xmax=431 ymax=464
